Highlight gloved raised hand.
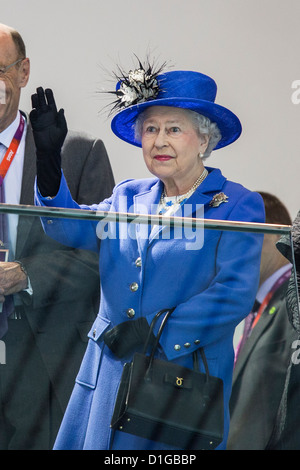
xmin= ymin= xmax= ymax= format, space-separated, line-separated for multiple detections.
xmin=30 ymin=87 xmax=68 ymax=197
xmin=103 ymin=317 xmax=155 ymax=358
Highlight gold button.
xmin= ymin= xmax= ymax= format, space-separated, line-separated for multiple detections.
xmin=130 ymin=282 xmax=139 ymax=292
xmin=126 ymin=308 xmax=135 ymax=318
xmin=135 ymin=257 xmax=142 ymax=267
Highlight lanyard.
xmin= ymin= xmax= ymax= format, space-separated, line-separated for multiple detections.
xmin=251 ymin=267 xmax=292 ymax=329
xmin=0 ymin=113 xmax=25 ymax=185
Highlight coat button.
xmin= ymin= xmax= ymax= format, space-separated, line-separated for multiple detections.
xmin=130 ymin=282 xmax=139 ymax=292
xmin=174 ymin=344 xmax=181 ymax=351
xmin=135 ymin=257 xmax=142 ymax=267
xmin=126 ymin=308 xmax=135 ymax=318
xmin=184 ymin=342 xmax=191 ymax=348
xmin=194 ymin=339 xmax=200 ymax=345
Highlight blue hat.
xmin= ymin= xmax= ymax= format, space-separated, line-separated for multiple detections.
xmin=111 ymin=69 xmax=242 ymax=150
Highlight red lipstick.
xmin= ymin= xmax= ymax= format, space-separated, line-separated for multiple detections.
xmin=154 ymin=155 xmax=173 ymax=161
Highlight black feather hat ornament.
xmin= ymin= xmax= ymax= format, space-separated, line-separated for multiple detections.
xmin=108 ymin=56 xmax=167 ymax=114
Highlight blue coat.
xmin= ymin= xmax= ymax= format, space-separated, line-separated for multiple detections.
xmin=35 ymin=166 xmax=265 ymax=450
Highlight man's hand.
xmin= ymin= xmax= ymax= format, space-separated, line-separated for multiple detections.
xmin=0 ymin=262 xmax=28 ymax=302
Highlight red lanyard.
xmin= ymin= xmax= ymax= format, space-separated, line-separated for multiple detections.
xmin=252 ymin=267 xmax=292 ymax=329
xmin=0 ymin=113 xmax=25 ymax=185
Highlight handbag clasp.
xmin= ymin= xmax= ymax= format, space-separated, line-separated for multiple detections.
xmin=176 ymin=377 xmax=183 ymax=387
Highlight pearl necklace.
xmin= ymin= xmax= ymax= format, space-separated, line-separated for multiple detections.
xmin=159 ymin=168 xmax=208 ymax=213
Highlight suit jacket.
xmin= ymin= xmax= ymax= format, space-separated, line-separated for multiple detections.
xmin=0 ymin=119 xmax=115 ymax=448
xmin=227 ymin=277 xmax=298 ymax=450
xmin=36 ymin=167 xmax=265 ymax=450
xmin=267 ymin=336 xmax=300 ymax=449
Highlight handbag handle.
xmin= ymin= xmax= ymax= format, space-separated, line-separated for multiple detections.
xmin=142 ymin=308 xmax=175 ymax=354
xmin=144 ymin=308 xmax=210 ymax=382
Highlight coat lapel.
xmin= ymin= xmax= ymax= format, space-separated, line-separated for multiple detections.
xmin=233 ymin=311 xmax=274 ymax=382
xmin=133 ymin=179 xmax=162 ymax=256
xmin=19 ymin=119 xmax=36 ymax=205
xmin=15 ymin=118 xmax=37 ymax=258
xmin=134 ymin=167 xmax=226 ymax=248
xmin=233 ymin=283 xmax=288 ymax=384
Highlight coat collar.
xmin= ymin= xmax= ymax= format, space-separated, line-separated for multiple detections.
xmin=133 ymin=167 xmax=226 ymax=210
xmin=133 ymin=167 xmax=226 ymax=248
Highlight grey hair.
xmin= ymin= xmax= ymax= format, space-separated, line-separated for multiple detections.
xmin=134 ymin=107 xmax=222 ymax=159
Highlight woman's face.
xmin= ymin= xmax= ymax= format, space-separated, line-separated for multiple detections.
xmin=141 ymin=106 xmax=209 ymax=195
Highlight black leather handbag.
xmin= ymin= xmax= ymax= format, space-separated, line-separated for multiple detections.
xmin=110 ymin=308 xmax=224 ymax=450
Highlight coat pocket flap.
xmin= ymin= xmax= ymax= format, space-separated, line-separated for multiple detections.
xmin=87 ymin=315 xmax=111 ymax=342
xmin=76 ymin=315 xmax=111 ymax=389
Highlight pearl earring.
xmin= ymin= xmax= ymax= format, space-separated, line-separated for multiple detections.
xmin=199 ymin=152 xmax=204 ymax=158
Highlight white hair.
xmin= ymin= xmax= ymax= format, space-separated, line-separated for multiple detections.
xmin=134 ymin=107 xmax=222 ymax=159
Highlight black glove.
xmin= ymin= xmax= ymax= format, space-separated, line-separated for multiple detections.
xmin=103 ymin=317 xmax=155 ymax=358
xmin=30 ymin=87 xmax=68 ymax=197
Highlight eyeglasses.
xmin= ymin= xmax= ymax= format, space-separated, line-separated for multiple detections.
xmin=0 ymin=58 xmax=24 ymax=75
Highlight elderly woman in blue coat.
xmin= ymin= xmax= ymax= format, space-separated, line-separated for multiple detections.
xmin=30 ymin=61 xmax=265 ymax=450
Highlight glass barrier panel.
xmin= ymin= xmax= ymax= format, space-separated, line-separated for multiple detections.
xmin=0 ymin=203 xmax=298 ymax=451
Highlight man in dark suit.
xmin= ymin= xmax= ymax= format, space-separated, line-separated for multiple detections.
xmin=0 ymin=23 xmax=115 ymax=449
xmin=227 ymin=192 xmax=298 ymax=450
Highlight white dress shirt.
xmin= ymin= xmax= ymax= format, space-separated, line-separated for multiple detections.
xmin=256 ymin=263 xmax=292 ymax=305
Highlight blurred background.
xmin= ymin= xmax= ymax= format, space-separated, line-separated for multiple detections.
xmin=2 ymin=0 xmax=300 ymax=218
